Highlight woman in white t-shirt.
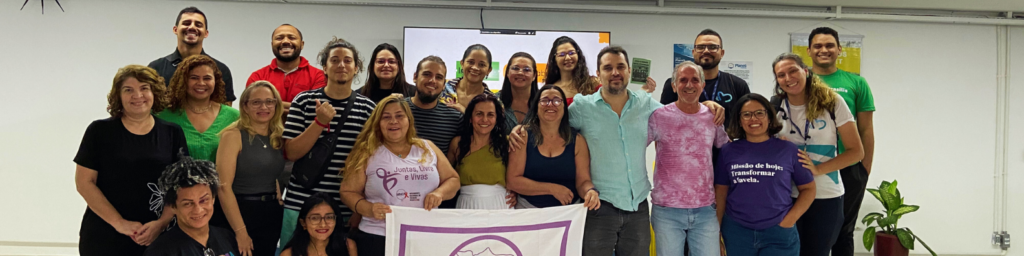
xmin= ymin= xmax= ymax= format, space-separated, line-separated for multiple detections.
xmin=771 ymin=53 xmax=864 ymax=256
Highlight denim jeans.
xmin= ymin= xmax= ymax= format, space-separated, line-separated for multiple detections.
xmin=651 ymin=204 xmax=720 ymax=256
xmin=721 ymin=215 xmax=800 ymax=256
xmin=583 ymin=200 xmax=652 ymax=256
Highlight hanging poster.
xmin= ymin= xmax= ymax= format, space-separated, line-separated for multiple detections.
xmin=673 ymin=44 xmax=695 ymax=68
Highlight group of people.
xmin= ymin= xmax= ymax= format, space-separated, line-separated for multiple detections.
xmin=74 ymin=6 xmax=877 ymax=256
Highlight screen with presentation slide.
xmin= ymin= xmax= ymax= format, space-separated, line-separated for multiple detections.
xmin=403 ymin=27 xmax=611 ymax=90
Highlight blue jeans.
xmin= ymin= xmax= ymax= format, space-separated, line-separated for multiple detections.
xmin=721 ymin=215 xmax=800 ymax=256
xmin=651 ymin=204 xmax=720 ymax=256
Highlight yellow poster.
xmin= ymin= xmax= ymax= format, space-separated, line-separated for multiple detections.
xmin=789 ymin=33 xmax=863 ymax=74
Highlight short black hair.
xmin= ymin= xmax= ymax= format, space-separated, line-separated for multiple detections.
xmin=696 ymin=28 xmax=723 ymax=47
xmin=415 ymin=55 xmax=447 ymax=76
xmin=175 ymin=6 xmax=208 ymax=29
xmin=726 ymin=93 xmax=783 ymax=140
xmin=276 ymin=24 xmax=303 ymax=40
xmin=317 ymin=37 xmax=364 ymax=81
xmin=596 ymin=46 xmax=629 ymax=69
xmin=461 ymin=44 xmax=493 ymax=67
xmin=809 ymin=27 xmax=840 ymax=46
xmin=159 ymin=153 xmax=220 ymax=208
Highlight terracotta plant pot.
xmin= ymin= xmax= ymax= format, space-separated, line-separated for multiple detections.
xmin=874 ymin=232 xmax=910 ymax=256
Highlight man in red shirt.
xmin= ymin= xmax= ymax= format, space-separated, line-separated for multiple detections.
xmin=247 ymin=24 xmax=326 ymax=111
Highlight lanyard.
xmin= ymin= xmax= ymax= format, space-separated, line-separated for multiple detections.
xmin=783 ymin=98 xmax=811 ymax=142
xmin=701 ymin=71 xmax=721 ymax=102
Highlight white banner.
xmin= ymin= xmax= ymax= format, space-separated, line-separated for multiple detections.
xmin=385 ymin=205 xmax=587 ymax=256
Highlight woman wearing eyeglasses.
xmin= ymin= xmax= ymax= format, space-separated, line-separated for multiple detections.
xmin=280 ymin=192 xmax=353 ymax=256
xmin=545 ymin=36 xmax=601 ymax=106
xmin=496 ymin=52 xmax=539 ymax=128
xmin=216 ymin=81 xmax=287 ymax=256
xmin=770 ymin=53 xmax=864 ymax=256
xmin=715 ymin=93 xmax=816 ymax=256
xmin=506 ymin=85 xmax=600 ymax=210
xmin=360 ymin=43 xmax=416 ymax=104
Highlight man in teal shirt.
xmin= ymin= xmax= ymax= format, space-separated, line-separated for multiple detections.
xmin=807 ymin=27 xmax=876 ymax=256
xmin=568 ymin=46 xmax=723 ymax=256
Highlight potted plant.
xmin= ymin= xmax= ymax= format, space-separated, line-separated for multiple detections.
xmin=861 ymin=180 xmax=937 ymax=256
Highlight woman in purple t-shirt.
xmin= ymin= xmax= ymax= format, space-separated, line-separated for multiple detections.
xmin=714 ymin=93 xmax=816 ymax=256
xmin=339 ymin=95 xmax=461 ymax=256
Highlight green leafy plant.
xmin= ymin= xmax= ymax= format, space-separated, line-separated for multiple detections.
xmin=861 ymin=180 xmax=937 ymax=256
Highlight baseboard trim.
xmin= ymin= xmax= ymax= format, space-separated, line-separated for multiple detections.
xmin=0 ymin=241 xmax=77 ymax=248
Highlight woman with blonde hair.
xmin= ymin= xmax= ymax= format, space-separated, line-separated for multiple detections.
xmin=216 ymin=81 xmax=287 ymax=256
xmin=771 ymin=53 xmax=864 ymax=256
xmin=340 ymin=95 xmax=461 ymax=256
xmin=75 ymin=65 xmax=187 ymax=255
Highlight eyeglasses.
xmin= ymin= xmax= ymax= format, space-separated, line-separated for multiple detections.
xmin=509 ymin=65 xmax=533 ymax=74
xmin=694 ymin=44 xmax=721 ymax=52
xmin=376 ymin=58 xmax=398 ymax=65
xmin=556 ymin=51 xmax=577 ymax=58
xmin=540 ymin=97 xmax=563 ymax=107
xmin=307 ymin=214 xmax=337 ymax=224
xmin=741 ymin=110 xmax=767 ymax=120
xmin=247 ymin=99 xmax=278 ymax=108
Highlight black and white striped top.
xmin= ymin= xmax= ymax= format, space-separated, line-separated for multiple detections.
xmin=283 ymin=88 xmax=376 ymax=215
xmin=405 ymin=98 xmax=462 ymax=154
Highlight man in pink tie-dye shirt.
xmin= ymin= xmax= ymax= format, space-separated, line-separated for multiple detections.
xmin=647 ymin=61 xmax=729 ymax=256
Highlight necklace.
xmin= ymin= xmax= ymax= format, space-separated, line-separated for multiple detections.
xmin=384 ymin=143 xmax=408 ymax=158
xmin=253 ymin=135 xmax=268 ymax=149
xmin=189 ymin=102 xmax=213 ymax=114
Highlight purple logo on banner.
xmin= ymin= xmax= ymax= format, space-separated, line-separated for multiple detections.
xmin=398 ymin=221 xmax=572 ymax=256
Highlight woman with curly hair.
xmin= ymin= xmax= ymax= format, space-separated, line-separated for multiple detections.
xmin=75 ymin=65 xmax=188 ymax=255
xmin=157 ymin=55 xmax=240 ymax=162
xmin=447 ymin=94 xmax=515 ymax=209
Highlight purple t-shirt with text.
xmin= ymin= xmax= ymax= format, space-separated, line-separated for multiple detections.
xmin=714 ymin=137 xmax=814 ymax=230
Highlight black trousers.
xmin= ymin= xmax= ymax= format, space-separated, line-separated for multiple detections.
xmin=795 ymin=196 xmax=844 ymax=256
xmin=238 ymin=195 xmax=284 ymax=256
xmin=351 ymin=228 xmax=387 ymax=256
xmin=832 ymin=162 xmax=869 ymax=256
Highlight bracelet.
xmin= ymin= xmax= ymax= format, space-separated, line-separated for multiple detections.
xmin=354 ymin=198 xmax=367 ymax=214
xmin=314 ymin=118 xmax=331 ymax=132
xmin=234 ymin=226 xmax=246 ymax=232
xmin=587 ymin=188 xmax=599 ymax=194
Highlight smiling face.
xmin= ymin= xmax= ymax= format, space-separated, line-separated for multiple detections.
xmin=739 ymin=101 xmax=769 ymax=138
xmin=808 ymin=34 xmax=841 ymax=69
xmin=173 ymin=13 xmax=208 ymax=46
xmin=299 ymin=203 xmax=336 ymax=242
xmin=537 ymin=89 xmax=564 ymax=123
xmin=461 ymin=50 xmax=491 ymax=83
xmin=507 ymin=57 xmax=536 ymax=89
xmin=414 ymin=61 xmax=446 ymax=103
xmin=379 ymin=102 xmax=410 ymax=143
xmin=172 ymin=184 xmax=214 ymax=231
xmin=774 ymin=58 xmax=808 ymax=96
xmin=470 ymin=101 xmax=497 ymax=136
xmin=692 ymin=35 xmax=723 ymax=70
xmin=596 ymin=52 xmax=629 ymax=94
xmin=674 ymin=66 xmax=705 ymax=104
xmin=554 ymin=43 xmax=579 ymax=72
xmin=374 ymin=50 xmax=399 ymax=81
xmin=245 ymin=86 xmax=277 ymax=124
xmin=326 ymin=47 xmax=357 ymax=84
xmin=272 ymin=25 xmax=303 ymax=62
xmin=187 ymin=65 xmax=216 ymax=101
xmin=120 ymin=77 xmax=154 ymax=117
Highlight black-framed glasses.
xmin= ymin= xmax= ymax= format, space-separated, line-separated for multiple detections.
xmin=247 ymin=99 xmax=278 ymax=108
xmin=307 ymin=214 xmax=337 ymax=224
xmin=540 ymin=97 xmax=563 ymax=107
xmin=510 ymin=65 xmax=533 ymax=74
xmin=694 ymin=44 xmax=722 ymax=52
xmin=556 ymin=51 xmax=577 ymax=58
xmin=741 ymin=110 xmax=767 ymax=120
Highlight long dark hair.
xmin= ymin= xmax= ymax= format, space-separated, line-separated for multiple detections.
xmin=524 ymin=85 xmax=572 ymax=146
xmin=499 ymin=52 xmax=539 ymax=111
xmin=545 ymin=36 xmax=597 ymax=95
xmin=361 ymin=43 xmax=414 ymax=98
xmin=283 ymin=192 xmax=348 ymax=256
xmin=726 ymin=93 xmax=783 ymax=141
xmin=454 ymin=94 xmax=509 ymax=167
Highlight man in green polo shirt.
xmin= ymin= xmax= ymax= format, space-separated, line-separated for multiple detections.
xmin=807 ymin=27 xmax=876 ymax=256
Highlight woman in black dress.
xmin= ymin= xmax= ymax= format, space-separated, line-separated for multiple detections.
xmin=74 ymin=65 xmax=189 ymax=255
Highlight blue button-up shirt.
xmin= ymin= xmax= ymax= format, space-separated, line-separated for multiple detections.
xmin=569 ymin=89 xmax=662 ymax=211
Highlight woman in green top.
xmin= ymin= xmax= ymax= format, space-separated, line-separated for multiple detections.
xmin=157 ymin=55 xmax=240 ymax=162
xmin=496 ymin=52 xmax=539 ymax=130
xmin=448 ymin=94 xmax=515 ymax=209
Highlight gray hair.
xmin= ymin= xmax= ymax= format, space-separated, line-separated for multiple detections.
xmin=672 ymin=61 xmax=705 ymax=86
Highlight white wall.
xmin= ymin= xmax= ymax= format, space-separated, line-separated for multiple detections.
xmin=1006 ymin=26 xmax=1024 ymax=256
xmin=0 ymin=0 xmax=1014 ymax=255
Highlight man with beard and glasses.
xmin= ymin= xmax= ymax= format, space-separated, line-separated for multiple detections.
xmin=807 ymin=27 xmax=876 ymax=256
xmin=405 ymin=56 xmax=463 ymax=209
xmin=148 ymin=6 xmax=237 ymax=106
xmin=248 ymin=24 xmax=326 ymax=111
xmin=660 ymin=29 xmax=750 ymax=128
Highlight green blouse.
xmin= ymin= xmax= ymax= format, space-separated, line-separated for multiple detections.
xmin=456 ymin=144 xmax=507 ymax=187
xmin=156 ymin=104 xmax=240 ymax=162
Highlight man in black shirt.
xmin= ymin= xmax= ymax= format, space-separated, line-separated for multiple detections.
xmin=148 ymin=6 xmax=236 ymax=106
xmin=660 ymin=29 xmax=750 ymax=128
xmin=146 ymin=156 xmax=238 ymax=256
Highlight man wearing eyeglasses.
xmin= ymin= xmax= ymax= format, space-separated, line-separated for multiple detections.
xmin=660 ymin=29 xmax=750 ymax=129
xmin=247 ymin=24 xmax=326 ymax=111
